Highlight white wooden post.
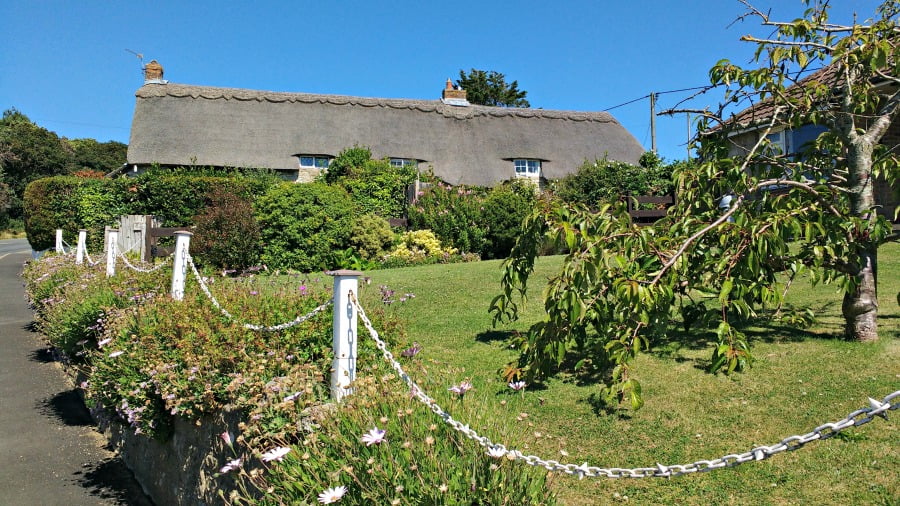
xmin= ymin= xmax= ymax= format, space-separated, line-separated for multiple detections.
xmin=75 ymin=229 xmax=87 ymax=265
xmin=328 ymin=270 xmax=361 ymax=401
xmin=170 ymin=231 xmax=192 ymax=301
xmin=106 ymin=229 xmax=118 ymax=277
xmin=55 ymin=229 xmax=64 ymax=253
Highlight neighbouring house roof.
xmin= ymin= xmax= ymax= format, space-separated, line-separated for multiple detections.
xmin=722 ymin=65 xmax=840 ymax=130
xmin=127 ymin=83 xmax=644 ymax=186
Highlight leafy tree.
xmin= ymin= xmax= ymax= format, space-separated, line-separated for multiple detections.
xmin=0 ymin=109 xmax=75 ymax=218
xmin=321 ymin=145 xmax=417 ymax=218
xmin=491 ymin=0 xmax=899 ymax=410
xmin=555 ymin=152 xmax=677 ymax=209
xmin=67 ymin=138 xmax=128 ymax=174
xmin=456 ymin=69 xmax=530 ymax=108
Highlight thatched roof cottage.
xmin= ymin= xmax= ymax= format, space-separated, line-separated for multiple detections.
xmin=126 ymin=62 xmax=644 ymax=186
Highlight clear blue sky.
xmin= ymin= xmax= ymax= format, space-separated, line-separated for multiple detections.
xmin=0 ymin=0 xmax=884 ymax=162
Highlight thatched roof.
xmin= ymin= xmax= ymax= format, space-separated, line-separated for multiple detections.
xmin=127 ymin=83 xmax=644 ymax=186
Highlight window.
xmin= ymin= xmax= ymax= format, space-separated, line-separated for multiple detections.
xmin=514 ymin=159 xmax=541 ymax=178
xmin=298 ymin=156 xmax=331 ymax=169
xmin=389 ymin=158 xmax=417 ymax=168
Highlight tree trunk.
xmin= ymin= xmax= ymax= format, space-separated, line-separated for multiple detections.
xmin=841 ymin=139 xmax=879 ymax=342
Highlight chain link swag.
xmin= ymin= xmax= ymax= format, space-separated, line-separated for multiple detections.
xmin=351 ymin=293 xmax=898 ymax=479
xmin=186 ymin=254 xmax=332 ymax=332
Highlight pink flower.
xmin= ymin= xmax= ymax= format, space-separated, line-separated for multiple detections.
xmin=449 ymin=381 xmax=473 ymax=397
xmin=108 ymin=351 xmax=124 ymax=358
xmin=361 ymin=427 xmax=387 ymax=446
xmin=261 ymin=446 xmax=291 ymax=462
xmin=220 ymin=430 xmax=233 ymax=447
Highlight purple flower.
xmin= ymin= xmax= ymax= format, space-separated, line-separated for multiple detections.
xmin=400 ymin=343 xmax=421 ymax=358
xmin=220 ymin=430 xmax=233 ymax=447
xmin=361 ymin=427 xmax=387 ymax=446
xmin=449 ymin=381 xmax=473 ymax=397
xmin=283 ymin=392 xmax=301 ymax=402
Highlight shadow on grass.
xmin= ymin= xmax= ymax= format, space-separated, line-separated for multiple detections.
xmin=23 ymin=320 xmax=39 ymax=333
xmin=475 ymin=329 xmax=519 ymax=343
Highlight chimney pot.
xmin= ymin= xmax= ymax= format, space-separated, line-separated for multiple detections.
xmin=442 ymin=79 xmax=468 ymax=104
xmin=144 ymin=60 xmax=164 ymax=83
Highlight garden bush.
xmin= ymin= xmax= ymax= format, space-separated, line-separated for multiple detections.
xmin=321 ymin=146 xmax=417 ymax=218
xmin=255 ymin=182 xmax=358 ymax=272
xmin=407 ymin=183 xmax=487 ymax=255
xmin=554 ymin=152 xmax=676 ymax=209
xmin=348 ymin=214 xmax=395 ymax=261
xmin=192 ymin=189 xmax=262 ymax=270
xmin=23 ymin=170 xmax=279 ymax=251
xmin=481 ymin=180 xmax=536 ymax=259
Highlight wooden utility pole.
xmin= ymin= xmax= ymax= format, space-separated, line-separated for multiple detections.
xmin=649 ymin=92 xmax=657 ymax=152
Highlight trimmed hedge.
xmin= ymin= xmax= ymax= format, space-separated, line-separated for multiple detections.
xmin=255 ymin=182 xmax=358 ymax=271
xmin=24 ymin=172 xmax=278 ymax=251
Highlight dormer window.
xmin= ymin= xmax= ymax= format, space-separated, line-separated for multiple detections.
xmin=389 ymin=158 xmax=418 ymax=168
xmin=514 ymin=159 xmax=541 ymax=178
xmin=298 ymin=156 xmax=331 ymax=169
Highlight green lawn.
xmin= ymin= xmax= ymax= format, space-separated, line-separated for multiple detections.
xmin=355 ymin=243 xmax=899 ymax=505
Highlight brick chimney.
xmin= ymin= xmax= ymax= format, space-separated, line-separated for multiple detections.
xmin=144 ymin=60 xmax=164 ymax=83
xmin=441 ymin=78 xmax=469 ymax=106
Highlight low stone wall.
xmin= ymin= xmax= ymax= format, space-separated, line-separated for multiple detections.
xmin=103 ymin=410 xmax=245 ymax=506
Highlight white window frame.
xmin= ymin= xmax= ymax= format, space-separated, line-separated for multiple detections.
xmin=298 ymin=156 xmax=331 ymax=169
xmin=514 ymin=159 xmax=541 ymax=178
xmin=389 ymin=158 xmax=417 ymax=168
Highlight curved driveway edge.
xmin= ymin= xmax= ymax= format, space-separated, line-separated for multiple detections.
xmin=0 ymin=245 xmax=152 ymax=505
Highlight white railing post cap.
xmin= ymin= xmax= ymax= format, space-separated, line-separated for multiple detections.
xmin=326 ymin=269 xmax=363 ymax=277
xmin=173 ymin=230 xmax=193 ymax=237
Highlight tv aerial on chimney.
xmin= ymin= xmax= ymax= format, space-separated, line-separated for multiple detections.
xmin=125 ymin=48 xmax=145 ymax=71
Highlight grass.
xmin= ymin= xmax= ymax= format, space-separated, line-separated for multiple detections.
xmin=354 ymin=243 xmax=899 ymax=505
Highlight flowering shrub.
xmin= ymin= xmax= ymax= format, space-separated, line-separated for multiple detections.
xmin=380 ymin=230 xmax=479 ymax=268
xmin=238 ymin=367 xmax=555 ymax=505
xmin=24 ymin=253 xmax=169 ymax=362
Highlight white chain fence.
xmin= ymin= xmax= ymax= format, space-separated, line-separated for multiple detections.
xmin=185 ymin=254 xmax=332 ymax=332
xmin=350 ymin=293 xmax=898 ymax=479
xmin=117 ymin=250 xmax=173 ymax=273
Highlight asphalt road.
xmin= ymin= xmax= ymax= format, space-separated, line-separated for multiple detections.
xmin=0 ymin=242 xmax=152 ymax=505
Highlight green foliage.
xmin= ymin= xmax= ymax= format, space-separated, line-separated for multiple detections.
xmin=248 ymin=369 xmax=554 ymax=505
xmin=0 ymin=109 xmax=75 ymax=219
xmin=490 ymin=0 xmax=900 ymax=410
xmin=408 ymin=180 xmax=537 ymax=259
xmin=349 ymin=214 xmax=395 ymax=261
xmin=22 ymin=171 xmax=277 ymax=251
xmin=481 ymin=180 xmax=537 ymax=259
xmin=554 ymin=154 xmax=676 ymax=209
xmin=321 ymin=146 xmax=417 ymax=218
xmin=192 ymin=189 xmax=262 ymax=270
xmin=456 ymin=69 xmax=531 ymax=108
xmin=66 ymin=138 xmax=127 ymax=173
xmin=408 ymin=182 xmax=488 ymax=255
xmin=255 ymin=182 xmax=358 ymax=272
xmin=322 ymin=145 xmax=372 ymax=184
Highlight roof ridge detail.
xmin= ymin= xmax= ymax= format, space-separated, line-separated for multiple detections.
xmin=135 ymin=83 xmax=616 ymax=123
